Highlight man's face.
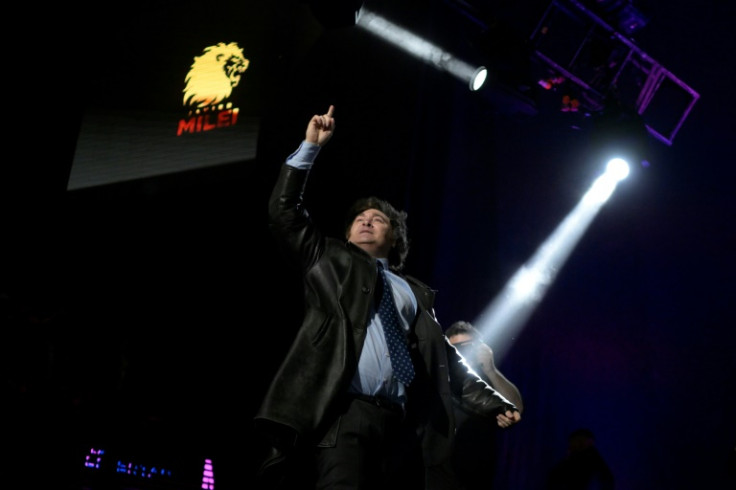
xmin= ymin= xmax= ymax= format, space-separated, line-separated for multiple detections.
xmin=347 ymin=208 xmax=395 ymax=258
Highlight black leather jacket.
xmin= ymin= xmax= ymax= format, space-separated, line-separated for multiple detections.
xmin=254 ymin=163 xmax=517 ymax=466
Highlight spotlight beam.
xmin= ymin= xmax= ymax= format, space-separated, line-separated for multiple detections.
xmin=356 ymin=7 xmax=487 ymax=91
xmin=475 ymin=159 xmax=630 ymax=361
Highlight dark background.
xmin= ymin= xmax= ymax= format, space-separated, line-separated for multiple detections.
xmin=3 ymin=1 xmax=734 ymax=489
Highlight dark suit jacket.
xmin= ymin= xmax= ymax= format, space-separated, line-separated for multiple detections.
xmin=254 ymin=163 xmax=516 ymax=466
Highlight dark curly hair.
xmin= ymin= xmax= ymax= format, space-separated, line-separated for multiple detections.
xmin=445 ymin=321 xmax=481 ymax=339
xmin=344 ymin=196 xmax=410 ymax=271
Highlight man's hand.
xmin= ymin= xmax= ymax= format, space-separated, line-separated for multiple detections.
xmin=306 ymin=105 xmax=336 ymax=146
xmin=496 ymin=409 xmax=521 ymax=428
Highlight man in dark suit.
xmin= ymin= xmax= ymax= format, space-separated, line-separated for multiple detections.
xmin=254 ymin=105 xmax=520 ymax=489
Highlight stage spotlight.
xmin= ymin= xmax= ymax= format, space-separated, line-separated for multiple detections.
xmin=473 ymin=157 xmax=630 ymax=361
xmin=583 ymin=157 xmax=630 ymax=205
xmin=470 ymin=66 xmax=488 ymax=91
xmin=606 ymin=157 xmax=630 ymax=181
xmin=356 ymin=6 xmax=488 ymax=91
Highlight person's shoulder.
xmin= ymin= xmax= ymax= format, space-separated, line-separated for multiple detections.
xmin=404 ymin=274 xmax=435 ymax=291
xmin=324 ymin=239 xmax=374 ymax=264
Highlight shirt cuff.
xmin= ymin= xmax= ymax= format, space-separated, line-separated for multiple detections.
xmin=285 ymin=141 xmax=321 ymax=169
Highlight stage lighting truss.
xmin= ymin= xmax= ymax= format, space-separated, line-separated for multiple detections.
xmin=530 ymin=0 xmax=700 ymax=146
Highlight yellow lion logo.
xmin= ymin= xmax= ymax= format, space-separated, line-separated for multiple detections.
xmin=183 ymin=42 xmax=250 ymax=109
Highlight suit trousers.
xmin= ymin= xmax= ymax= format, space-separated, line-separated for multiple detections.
xmin=314 ymin=395 xmax=424 ymax=489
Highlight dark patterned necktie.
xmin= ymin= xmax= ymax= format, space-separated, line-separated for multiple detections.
xmin=377 ymin=261 xmax=415 ymax=386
